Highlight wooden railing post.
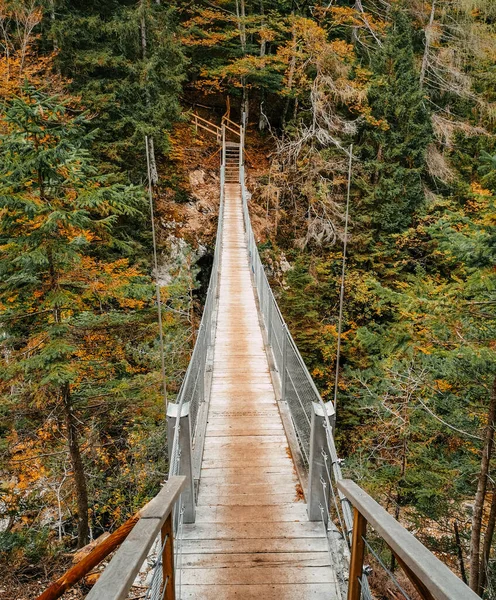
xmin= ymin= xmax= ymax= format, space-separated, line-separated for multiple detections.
xmin=348 ymin=508 xmax=367 ymax=600
xmin=162 ymin=512 xmax=175 ymax=600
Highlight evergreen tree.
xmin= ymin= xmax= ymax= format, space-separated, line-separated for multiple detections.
xmin=0 ymin=87 xmax=153 ymax=547
xmin=49 ymin=0 xmax=185 ymax=178
xmin=358 ymin=9 xmax=432 ymax=236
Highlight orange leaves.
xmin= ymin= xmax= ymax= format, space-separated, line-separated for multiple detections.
xmin=471 ymin=181 xmax=491 ymax=197
xmin=329 ymin=6 xmax=362 ymax=27
xmin=329 ymin=39 xmax=354 ymax=59
xmin=215 ymin=54 xmax=284 ymax=86
xmin=181 ymin=8 xmax=239 ymax=48
xmin=435 ymin=379 xmax=453 ymax=392
xmin=0 ymin=1 xmax=62 ymax=101
xmin=71 ymin=256 xmax=146 ymax=310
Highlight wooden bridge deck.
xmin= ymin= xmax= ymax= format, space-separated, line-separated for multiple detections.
xmin=181 ymin=182 xmax=339 ymax=599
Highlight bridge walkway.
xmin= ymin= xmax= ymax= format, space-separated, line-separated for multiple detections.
xmin=180 ymin=156 xmax=340 ymax=599
xmin=84 ymin=128 xmax=482 ymax=600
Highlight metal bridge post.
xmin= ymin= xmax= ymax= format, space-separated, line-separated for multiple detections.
xmin=239 ymin=127 xmax=244 ymax=183
xmin=307 ymin=401 xmax=336 ymax=523
xmin=268 ymin=297 xmax=273 ymax=347
xmin=281 ymin=324 xmax=288 ymax=401
xmin=167 ymin=402 xmax=196 ymax=524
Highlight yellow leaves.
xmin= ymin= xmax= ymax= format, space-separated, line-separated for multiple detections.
xmin=435 ymin=379 xmax=452 ymax=392
xmin=471 ymin=181 xmax=491 ymax=197
xmin=329 ymin=6 xmax=362 ymax=27
xmin=217 ymin=54 xmax=284 ymax=81
xmin=259 ymin=26 xmax=277 ymax=44
xmin=361 ymin=105 xmax=390 ymax=130
xmin=328 ymin=39 xmax=354 ymax=60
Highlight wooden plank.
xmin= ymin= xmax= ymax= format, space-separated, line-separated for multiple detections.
xmin=181 ymin=521 xmax=326 ymax=540
xmin=181 ymin=566 xmax=336 ymax=585
xmin=203 ymin=435 xmax=288 ymax=445
xmin=180 ymin=538 xmax=329 ymax=554
xmin=179 ymin=181 xmax=339 ymax=598
xmin=206 ymin=418 xmax=284 ymax=426
xmin=180 ymin=583 xmax=338 ymax=600
xmin=181 ymin=552 xmax=330 ymax=569
xmin=201 ymin=457 xmax=293 ymax=469
xmin=206 ymin=424 xmax=284 ymax=431
xmin=195 ymin=504 xmax=307 ymax=523
xmin=206 ymin=420 xmax=284 ymax=429
xmin=198 ymin=480 xmax=297 ymax=493
xmin=200 ymin=467 xmax=296 ymax=478
xmin=197 ymin=493 xmax=302 ymax=506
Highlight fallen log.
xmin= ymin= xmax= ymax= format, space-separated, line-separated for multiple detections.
xmin=36 ymin=511 xmax=141 ymax=600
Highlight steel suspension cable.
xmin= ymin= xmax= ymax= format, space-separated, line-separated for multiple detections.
xmin=145 ymin=135 xmax=168 ymax=410
xmin=333 ymin=143 xmax=353 ymax=412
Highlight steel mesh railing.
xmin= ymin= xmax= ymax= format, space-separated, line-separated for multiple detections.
xmin=170 ymin=170 xmax=224 ymax=444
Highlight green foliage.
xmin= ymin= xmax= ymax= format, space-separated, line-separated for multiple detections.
xmin=357 ymin=10 xmax=432 ymax=235
xmin=51 ymin=0 xmax=185 ymax=176
xmin=0 ymin=86 xmax=189 ymax=558
xmin=0 ymin=528 xmax=55 ymax=570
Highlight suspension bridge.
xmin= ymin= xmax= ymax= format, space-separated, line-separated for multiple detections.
xmin=80 ymin=115 xmax=479 ymax=600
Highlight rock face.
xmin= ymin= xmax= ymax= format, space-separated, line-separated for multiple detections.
xmin=189 ymin=169 xmax=205 ymax=188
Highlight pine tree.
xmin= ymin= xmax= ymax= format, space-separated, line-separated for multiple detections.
xmin=358 ymin=9 xmax=433 ymax=235
xmin=49 ymin=0 xmax=185 ymax=178
xmin=0 ymin=86 xmax=153 ymax=547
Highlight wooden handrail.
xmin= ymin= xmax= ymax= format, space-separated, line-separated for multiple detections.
xmin=192 ymin=113 xmax=221 ymax=131
xmin=222 ymin=114 xmax=241 ymax=132
xmin=337 ymin=480 xmax=480 ymax=600
xmin=194 ymin=121 xmax=221 ymax=138
xmin=191 ymin=112 xmax=241 ymax=141
xmin=86 ymin=476 xmax=186 ymax=600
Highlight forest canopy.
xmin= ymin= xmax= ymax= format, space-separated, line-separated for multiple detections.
xmin=0 ymin=0 xmax=495 ymax=598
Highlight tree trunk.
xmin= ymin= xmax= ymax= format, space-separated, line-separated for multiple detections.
xmin=36 ymin=510 xmax=142 ymax=600
xmin=479 ymin=485 xmax=496 ymax=595
xmin=469 ymin=376 xmax=496 ymax=592
xmin=50 ymin=0 xmax=58 ymax=52
xmin=282 ymin=18 xmax=296 ymax=127
xmin=236 ymin=0 xmax=249 ymax=121
xmin=62 ymin=383 xmax=89 ymax=548
xmin=140 ymin=0 xmax=159 ymax=184
xmin=420 ymin=1 xmax=436 ymax=88
xmin=258 ymin=0 xmax=266 ymax=131
xmin=454 ymin=520 xmax=468 ymax=584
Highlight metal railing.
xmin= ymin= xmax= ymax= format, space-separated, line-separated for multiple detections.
xmin=238 ymin=130 xmax=477 ymax=600
xmin=238 ymin=129 xmax=362 ymax=599
xmin=86 ymin=132 xmax=228 ymax=600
